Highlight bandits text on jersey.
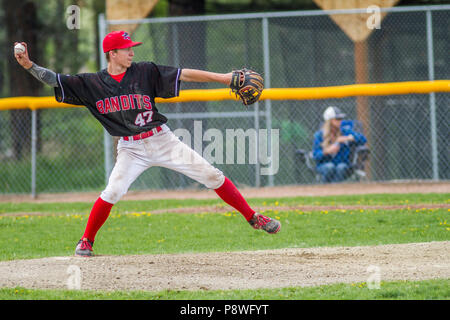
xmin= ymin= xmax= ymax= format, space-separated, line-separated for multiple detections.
xmin=96 ymin=94 xmax=152 ymax=114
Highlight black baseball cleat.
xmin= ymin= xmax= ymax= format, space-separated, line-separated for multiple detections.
xmin=75 ymin=238 xmax=94 ymax=257
xmin=249 ymin=213 xmax=281 ymax=234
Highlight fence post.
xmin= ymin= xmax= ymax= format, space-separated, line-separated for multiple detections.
xmin=262 ymin=17 xmax=274 ymax=186
xmin=426 ymin=10 xmax=439 ymax=181
xmin=254 ymin=101 xmax=260 ymax=187
xmin=171 ymin=23 xmax=187 ymax=188
xmin=98 ymin=13 xmax=114 ymax=184
xmin=31 ymin=109 xmax=37 ymax=199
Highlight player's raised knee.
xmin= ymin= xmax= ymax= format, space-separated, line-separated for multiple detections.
xmin=100 ymin=186 xmax=128 ymax=204
xmin=204 ymin=168 xmax=225 ymax=189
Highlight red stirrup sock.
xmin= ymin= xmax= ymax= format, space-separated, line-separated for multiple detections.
xmin=214 ymin=177 xmax=255 ymax=221
xmin=82 ymin=197 xmax=114 ymax=242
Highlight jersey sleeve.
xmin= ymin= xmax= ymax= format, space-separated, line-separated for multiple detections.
xmin=148 ymin=63 xmax=181 ymax=99
xmin=54 ymin=74 xmax=87 ymax=106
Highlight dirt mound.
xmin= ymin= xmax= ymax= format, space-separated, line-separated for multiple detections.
xmin=0 ymin=241 xmax=448 ymax=292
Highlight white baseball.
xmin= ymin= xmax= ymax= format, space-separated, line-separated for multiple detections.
xmin=14 ymin=43 xmax=26 ymax=54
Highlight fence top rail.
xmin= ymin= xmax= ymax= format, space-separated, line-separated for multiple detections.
xmin=106 ymin=4 xmax=450 ymax=25
xmin=1 ymin=80 xmax=449 ymax=111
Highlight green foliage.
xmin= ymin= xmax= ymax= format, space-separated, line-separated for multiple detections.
xmin=36 ymin=0 xmax=97 ymax=74
xmin=272 ymin=118 xmax=310 ymax=145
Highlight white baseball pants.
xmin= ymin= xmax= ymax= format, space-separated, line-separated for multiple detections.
xmin=100 ymin=125 xmax=225 ymax=204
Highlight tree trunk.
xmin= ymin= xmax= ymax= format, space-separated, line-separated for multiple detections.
xmin=92 ymin=0 xmax=106 ymax=71
xmin=354 ymin=40 xmax=371 ymax=179
xmin=169 ymin=0 xmax=207 ymax=80
xmin=4 ymin=0 xmax=41 ymax=160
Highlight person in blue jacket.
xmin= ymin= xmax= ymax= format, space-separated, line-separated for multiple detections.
xmin=312 ymin=106 xmax=367 ymax=183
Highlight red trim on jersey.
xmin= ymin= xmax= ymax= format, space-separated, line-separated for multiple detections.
xmin=109 ymin=71 xmax=126 ymax=83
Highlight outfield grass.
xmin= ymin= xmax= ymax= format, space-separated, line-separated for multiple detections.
xmin=0 ymin=207 xmax=449 ymax=260
xmin=1 ymin=279 xmax=449 ymax=300
xmin=0 ymin=193 xmax=448 ymax=300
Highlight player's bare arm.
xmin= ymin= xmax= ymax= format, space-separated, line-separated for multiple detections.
xmin=14 ymin=42 xmax=58 ymax=87
xmin=180 ymin=69 xmax=232 ymax=86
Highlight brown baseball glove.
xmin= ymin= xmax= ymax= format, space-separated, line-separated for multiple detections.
xmin=229 ymin=68 xmax=264 ymax=106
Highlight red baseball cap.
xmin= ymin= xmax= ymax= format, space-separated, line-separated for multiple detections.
xmin=102 ymin=31 xmax=142 ymax=53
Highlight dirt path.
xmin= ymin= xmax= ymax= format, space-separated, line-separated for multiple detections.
xmin=2 ymin=203 xmax=449 ymax=217
xmin=135 ymin=203 xmax=449 ymax=215
xmin=0 ymin=241 xmax=448 ymax=292
xmin=1 ymin=181 xmax=449 ymax=203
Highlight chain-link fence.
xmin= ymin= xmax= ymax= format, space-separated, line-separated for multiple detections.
xmin=0 ymin=6 xmax=449 ymax=195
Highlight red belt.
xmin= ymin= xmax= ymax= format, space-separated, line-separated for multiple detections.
xmin=123 ymin=126 xmax=163 ymax=141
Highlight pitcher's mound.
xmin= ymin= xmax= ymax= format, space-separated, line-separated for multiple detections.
xmin=0 ymin=241 xmax=449 ymax=292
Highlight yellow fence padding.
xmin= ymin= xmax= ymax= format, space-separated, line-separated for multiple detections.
xmin=0 ymin=80 xmax=448 ymax=111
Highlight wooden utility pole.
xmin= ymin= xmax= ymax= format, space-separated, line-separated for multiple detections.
xmin=314 ymin=0 xmax=399 ymax=127
xmin=313 ymin=0 xmax=399 ymax=178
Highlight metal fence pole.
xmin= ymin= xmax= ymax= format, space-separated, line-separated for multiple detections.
xmin=31 ymin=109 xmax=37 ymax=198
xmin=171 ymin=23 xmax=186 ymax=188
xmin=262 ymin=17 xmax=274 ymax=186
xmin=426 ymin=10 xmax=439 ymax=181
xmin=98 ymin=13 xmax=113 ymax=184
xmin=254 ymin=101 xmax=260 ymax=187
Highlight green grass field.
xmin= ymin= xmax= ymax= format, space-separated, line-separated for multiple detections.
xmin=1 ymin=279 xmax=449 ymax=300
xmin=0 ymin=192 xmax=449 ymax=300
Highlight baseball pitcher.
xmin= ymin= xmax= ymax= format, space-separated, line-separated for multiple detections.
xmin=14 ymin=31 xmax=280 ymax=257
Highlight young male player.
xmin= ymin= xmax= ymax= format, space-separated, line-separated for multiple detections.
xmin=14 ymin=31 xmax=281 ymax=257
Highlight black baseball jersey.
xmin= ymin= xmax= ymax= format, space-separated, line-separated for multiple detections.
xmin=54 ymin=62 xmax=181 ymax=136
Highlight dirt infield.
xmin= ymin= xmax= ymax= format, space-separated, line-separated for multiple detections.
xmin=1 ymin=181 xmax=449 ymax=203
xmin=0 ymin=242 xmax=448 ymax=292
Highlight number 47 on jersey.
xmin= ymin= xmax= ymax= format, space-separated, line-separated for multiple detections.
xmin=135 ymin=111 xmax=153 ymax=127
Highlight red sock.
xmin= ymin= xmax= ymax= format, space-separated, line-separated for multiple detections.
xmin=214 ymin=177 xmax=255 ymax=221
xmin=82 ymin=197 xmax=114 ymax=242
